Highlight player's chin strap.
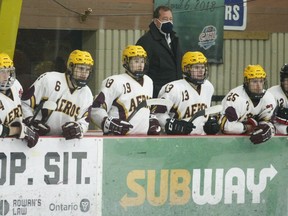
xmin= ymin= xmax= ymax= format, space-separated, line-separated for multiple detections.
xmin=66 ymin=72 xmax=82 ymax=90
xmin=123 ymin=64 xmax=145 ymax=81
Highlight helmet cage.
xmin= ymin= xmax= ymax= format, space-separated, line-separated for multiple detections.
xmin=181 ymin=51 xmax=208 ymax=85
xmin=0 ymin=67 xmax=16 ymax=90
xmin=183 ymin=64 xmax=208 ymax=85
xmin=122 ymin=45 xmax=148 ymax=81
xmin=123 ymin=57 xmax=148 ymax=80
xmin=244 ymin=78 xmax=267 ymax=101
xmin=68 ymin=64 xmax=92 ymax=88
xmin=243 ymin=65 xmax=267 ymax=101
xmin=66 ymin=50 xmax=94 ymax=88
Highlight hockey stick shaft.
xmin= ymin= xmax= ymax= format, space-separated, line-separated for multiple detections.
xmin=30 ymin=100 xmax=57 ymax=123
xmin=188 ymin=105 xmax=223 ymax=123
xmin=30 ymin=100 xmax=46 ymax=123
xmin=127 ymin=98 xmax=172 ymax=122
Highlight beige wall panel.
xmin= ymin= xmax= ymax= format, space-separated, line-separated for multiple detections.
xmin=277 ymin=33 xmax=285 ymax=68
xmin=285 ymin=34 xmax=288 ymax=61
xmin=111 ymin=30 xmax=120 ymax=74
xmin=230 ymin=40 xmax=239 ymax=89
xmin=257 ymin=40 xmax=264 ymax=65
xmin=270 ymin=34 xmax=279 ymax=86
xmin=95 ymin=29 xmax=106 ymax=94
xmin=237 ymin=40 xmax=245 ymax=77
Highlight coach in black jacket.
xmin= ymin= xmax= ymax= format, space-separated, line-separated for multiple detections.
xmin=136 ymin=5 xmax=183 ymax=98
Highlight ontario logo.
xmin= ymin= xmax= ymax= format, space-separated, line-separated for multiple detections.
xmin=198 ymin=25 xmax=217 ymax=50
xmin=49 ymin=198 xmax=90 ymax=213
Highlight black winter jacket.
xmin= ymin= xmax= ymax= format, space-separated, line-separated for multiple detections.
xmin=136 ymin=22 xmax=183 ymax=98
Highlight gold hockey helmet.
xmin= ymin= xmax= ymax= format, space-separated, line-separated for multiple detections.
xmin=0 ymin=53 xmax=16 ymax=90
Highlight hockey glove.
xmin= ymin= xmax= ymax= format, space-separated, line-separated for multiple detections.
xmin=165 ymin=118 xmax=195 ymax=135
xmin=225 ymin=106 xmax=238 ymax=122
xmin=148 ymin=114 xmax=161 ymax=135
xmin=244 ymin=117 xmax=258 ymax=134
xmin=11 ymin=121 xmax=39 ymax=148
xmin=62 ymin=122 xmax=83 ymax=140
xmin=275 ymin=107 xmax=288 ymax=125
xmin=24 ymin=117 xmax=50 ymax=136
xmin=203 ymin=115 xmax=220 ymax=135
xmin=102 ymin=117 xmax=133 ymax=135
xmin=249 ymin=122 xmax=274 ymax=144
xmin=246 ymin=117 xmax=258 ymax=127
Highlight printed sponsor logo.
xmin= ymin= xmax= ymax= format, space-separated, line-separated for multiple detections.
xmin=198 ymin=25 xmax=217 ymax=50
xmin=0 ymin=199 xmax=42 ymax=215
xmin=80 ymin=199 xmax=90 ymax=212
xmin=49 ymin=198 xmax=90 ymax=213
xmin=120 ymin=165 xmax=278 ymax=209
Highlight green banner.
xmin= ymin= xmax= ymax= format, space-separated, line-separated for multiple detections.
xmin=102 ymin=136 xmax=287 ymax=216
xmin=154 ymin=0 xmax=225 ymax=63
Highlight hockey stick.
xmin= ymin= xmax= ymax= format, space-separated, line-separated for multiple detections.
xmin=40 ymin=101 xmax=58 ymax=123
xmin=30 ymin=100 xmax=57 ymax=123
xmin=127 ymin=98 xmax=173 ymax=122
xmin=188 ymin=104 xmax=223 ymax=123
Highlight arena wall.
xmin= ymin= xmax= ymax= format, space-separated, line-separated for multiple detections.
xmin=0 ymin=135 xmax=287 ymax=215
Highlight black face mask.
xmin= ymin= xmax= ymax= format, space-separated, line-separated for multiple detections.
xmin=158 ymin=20 xmax=173 ymax=34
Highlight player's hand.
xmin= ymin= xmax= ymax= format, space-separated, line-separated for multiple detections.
xmin=244 ymin=117 xmax=258 ymax=134
xmin=203 ymin=115 xmax=220 ymax=135
xmin=148 ymin=114 xmax=161 ymax=135
xmin=23 ymin=117 xmax=50 ymax=136
xmin=11 ymin=121 xmax=39 ymax=148
xmin=250 ymin=122 xmax=274 ymax=144
xmin=165 ymin=118 xmax=195 ymax=135
xmin=102 ymin=117 xmax=133 ymax=135
xmin=275 ymin=107 xmax=288 ymax=125
xmin=62 ymin=122 xmax=83 ymax=140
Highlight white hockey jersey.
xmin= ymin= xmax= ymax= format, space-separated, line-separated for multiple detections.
xmin=156 ymin=79 xmax=214 ymax=135
xmin=91 ymin=73 xmax=153 ymax=135
xmin=267 ymin=85 xmax=288 ymax=134
xmin=0 ymin=79 xmax=23 ymax=126
xmin=21 ymin=72 xmax=93 ymax=135
xmin=221 ymin=85 xmax=276 ymax=134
